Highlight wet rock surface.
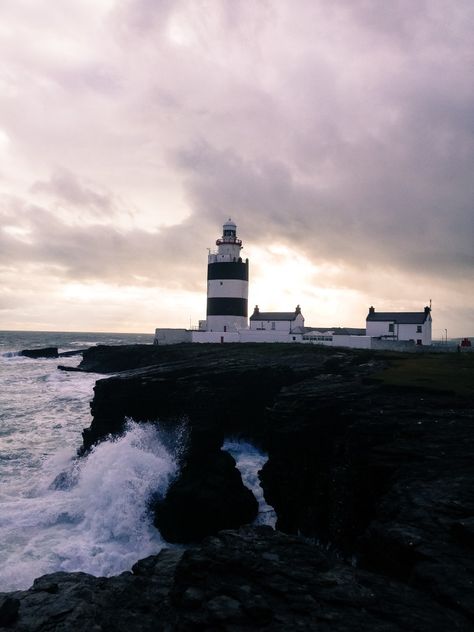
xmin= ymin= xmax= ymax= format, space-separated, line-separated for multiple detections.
xmin=2 ymin=527 xmax=471 ymax=631
xmin=154 ymin=449 xmax=258 ymax=542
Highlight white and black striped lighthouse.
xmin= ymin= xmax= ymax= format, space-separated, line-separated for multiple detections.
xmin=206 ymin=219 xmax=249 ymax=332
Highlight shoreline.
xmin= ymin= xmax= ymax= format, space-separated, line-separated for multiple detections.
xmin=1 ymin=342 xmax=473 ymax=629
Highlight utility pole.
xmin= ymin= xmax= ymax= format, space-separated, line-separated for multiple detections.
xmin=444 ymin=328 xmax=448 ymax=344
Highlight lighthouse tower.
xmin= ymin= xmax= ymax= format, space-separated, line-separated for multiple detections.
xmin=206 ymin=219 xmax=249 ymax=332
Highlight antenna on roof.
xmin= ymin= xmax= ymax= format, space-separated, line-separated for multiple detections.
xmin=429 ymin=298 xmax=432 ymax=310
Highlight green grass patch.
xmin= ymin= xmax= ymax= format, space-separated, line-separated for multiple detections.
xmin=373 ymin=352 xmax=474 ymax=397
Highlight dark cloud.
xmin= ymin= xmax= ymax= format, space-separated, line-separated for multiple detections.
xmin=173 ymin=140 xmax=474 ymax=280
xmin=0 ymin=0 xmax=473 ymax=332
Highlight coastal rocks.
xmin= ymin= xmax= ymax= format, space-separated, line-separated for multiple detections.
xmin=79 ymin=345 xmax=338 ymax=541
xmin=259 ymin=374 xmax=374 ymax=541
xmin=80 ymin=344 xmax=339 ymax=453
xmin=0 ymin=596 xmax=19 ymax=626
xmin=1 ymin=527 xmax=470 ymax=631
xmin=171 ymin=526 xmax=470 ymax=631
xmin=0 ymin=547 xmax=184 ymax=632
xmin=76 ymin=342 xmax=331 ymax=375
xmin=57 ymin=364 xmax=86 ymax=372
xmin=20 ymin=347 xmax=58 ymax=359
xmin=153 ymin=450 xmax=258 ymax=542
xmin=260 ymin=381 xmax=474 ymax=620
xmin=76 ymin=343 xmax=474 ymax=623
xmin=79 ymin=343 xmax=166 ymax=373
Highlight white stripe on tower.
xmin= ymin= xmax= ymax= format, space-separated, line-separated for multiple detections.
xmin=208 ymin=279 xmax=247 ymax=299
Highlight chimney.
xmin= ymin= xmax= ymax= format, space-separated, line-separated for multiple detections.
xmin=424 ymin=305 xmax=430 ymax=315
xmin=295 ymin=304 xmax=301 ymax=315
xmin=369 ymin=306 xmax=375 ymax=314
xmin=253 ymin=305 xmax=259 ymax=314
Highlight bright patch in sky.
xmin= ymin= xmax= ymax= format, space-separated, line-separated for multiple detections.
xmin=167 ymin=18 xmax=194 ymax=47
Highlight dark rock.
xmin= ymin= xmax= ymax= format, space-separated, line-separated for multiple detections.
xmin=1 ymin=527 xmax=472 ymax=631
xmin=76 ymin=343 xmax=474 ymax=623
xmin=20 ymin=347 xmax=58 ymax=359
xmin=80 ymin=343 xmax=347 ymax=453
xmin=206 ymin=594 xmax=243 ymax=622
xmin=0 ymin=596 xmax=20 ymax=626
xmin=260 ymin=380 xmax=474 ymax=620
xmin=171 ymin=526 xmax=470 ymax=631
xmin=451 ymin=517 xmax=474 ymax=548
xmin=78 ymin=344 xmax=169 ymax=373
xmin=153 ymin=450 xmax=258 ymax=542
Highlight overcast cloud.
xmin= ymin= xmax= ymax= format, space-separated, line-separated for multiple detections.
xmin=0 ymin=0 xmax=473 ymax=334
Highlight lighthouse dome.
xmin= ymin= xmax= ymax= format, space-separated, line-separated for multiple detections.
xmin=221 ymin=218 xmax=239 ymax=243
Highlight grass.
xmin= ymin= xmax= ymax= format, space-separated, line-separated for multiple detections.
xmin=373 ymin=352 xmax=474 ymax=397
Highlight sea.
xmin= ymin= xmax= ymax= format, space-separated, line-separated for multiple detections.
xmin=0 ymin=331 xmax=275 ymax=592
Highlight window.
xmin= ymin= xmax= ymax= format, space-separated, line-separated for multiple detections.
xmin=292 ymin=336 xmax=296 ymax=341
xmin=416 ymin=339 xmax=422 ymax=345
xmin=416 ymin=325 xmax=422 ymax=333
xmin=271 ymin=322 xmax=275 ymax=330
xmin=388 ymin=323 xmax=394 ymax=333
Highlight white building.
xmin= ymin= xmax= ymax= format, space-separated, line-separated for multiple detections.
xmin=249 ymin=305 xmax=304 ymax=332
xmin=365 ymin=306 xmax=432 ymax=346
xmin=229 ymin=305 xmax=306 ymax=343
xmin=302 ymin=327 xmax=371 ymax=349
xmin=154 ymin=221 xmax=434 ymax=349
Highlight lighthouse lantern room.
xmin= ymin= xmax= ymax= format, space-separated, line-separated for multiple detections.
xmin=206 ymin=219 xmax=249 ymax=332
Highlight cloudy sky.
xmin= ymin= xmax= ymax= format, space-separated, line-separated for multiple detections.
xmin=0 ymin=0 xmax=473 ymax=336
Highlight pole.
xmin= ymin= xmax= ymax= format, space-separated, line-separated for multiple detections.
xmin=444 ymin=328 xmax=448 ymax=344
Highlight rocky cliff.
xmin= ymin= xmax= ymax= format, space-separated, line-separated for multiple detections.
xmin=3 ymin=343 xmax=472 ymax=630
xmin=75 ymin=343 xmax=474 ymax=624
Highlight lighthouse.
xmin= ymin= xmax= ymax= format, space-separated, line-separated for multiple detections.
xmin=206 ymin=219 xmax=249 ymax=332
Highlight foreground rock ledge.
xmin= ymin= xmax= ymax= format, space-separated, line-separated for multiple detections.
xmin=1 ymin=527 xmax=470 ymax=631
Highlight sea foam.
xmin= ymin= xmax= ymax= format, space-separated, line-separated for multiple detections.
xmin=224 ymin=439 xmax=276 ymax=528
xmin=0 ymin=422 xmax=178 ymax=591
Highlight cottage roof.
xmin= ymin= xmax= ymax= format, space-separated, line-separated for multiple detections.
xmin=250 ymin=312 xmax=299 ymax=321
xmin=366 ymin=311 xmax=429 ymax=324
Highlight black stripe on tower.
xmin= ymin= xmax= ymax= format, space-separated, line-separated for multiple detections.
xmin=207 ymin=298 xmax=248 ymax=317
xmin=207 ymin=260 xmax=249 ymax=281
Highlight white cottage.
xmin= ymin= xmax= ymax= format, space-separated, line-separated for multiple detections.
xmin=366 ymin=306 xmax=432 ymax=346
xmin=230 ymin=305 xmax=306 ymax=343
xmin=249 ymin=305 xmax=304 ymax=332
